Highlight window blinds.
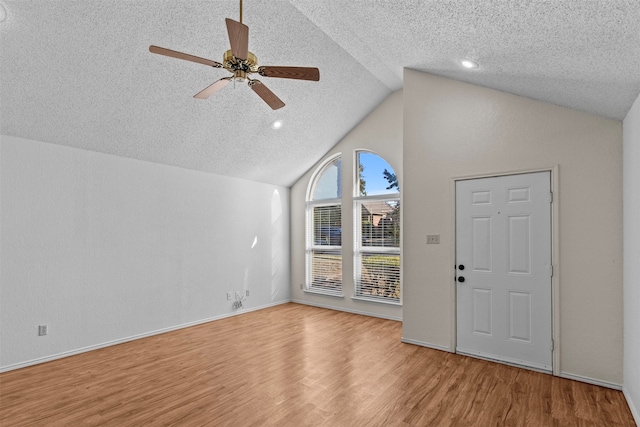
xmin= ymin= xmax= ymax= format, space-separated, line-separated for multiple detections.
xmin=306 ymin=204 xmax=342 ymax=295
xmin=355 ymin=199 xmax=400 ymax=303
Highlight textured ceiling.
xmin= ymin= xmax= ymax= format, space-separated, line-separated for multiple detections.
xmin=1 ymin=0 xmax=639 ymax=186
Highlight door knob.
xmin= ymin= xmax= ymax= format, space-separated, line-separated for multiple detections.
xmin=459 ymin=265 xmax=465 ymax=270
xmin=457 ymin=276 xmax=465 ymax=283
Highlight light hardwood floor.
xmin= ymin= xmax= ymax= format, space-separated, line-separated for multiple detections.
xmin=0 ymin=303 xmax=635 ymax=426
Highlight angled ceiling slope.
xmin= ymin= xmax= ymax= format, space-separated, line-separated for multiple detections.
xmin=0 ymin=0 xmax=390 ymax=187
xmin=293 ymin=0 xmax=640 ymax=120
xmin=2 ymin=1 xmax=639 ymax=187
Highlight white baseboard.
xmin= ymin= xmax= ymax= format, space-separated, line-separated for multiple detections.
xmin=0 ymin=300 xmax=289 ymax=373
xmin=291 ymin=299 xmax=402 ymax=321
xmin=401 ymin=337 xmax=452 ymax=352
xmin=394 ymin=344 xmax=627 ymax=394
xmin=559 ymin=372 xmax=622 ymax=390
xmin=623 ymin=386 xmax=640 ymax=425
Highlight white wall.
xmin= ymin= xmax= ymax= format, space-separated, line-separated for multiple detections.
xmin=403 ymin=70 xmax=623 ymax=386
xmin=623 ymin=93 xmax=640 ymax=422
xmin=0 ymin=135 xmax=290 ymax=371
xmin=290 ymin=90 xmax=403 ymax=320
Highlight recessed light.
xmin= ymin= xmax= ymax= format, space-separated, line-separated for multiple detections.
xmin=271 ymin=119 xmax=283 ymax=130
xmin=0 ymin=5 xmax=7 ymax=23
xmin=461 ymin=59 xmax=479 ymax=69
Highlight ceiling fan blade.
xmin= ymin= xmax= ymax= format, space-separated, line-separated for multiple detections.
xmin=193 ymin=78 xmax=231 ymax=99
xmin=258 ymin=66 xmax=320 ymax=81
xmin=149 ymin=45 xmax=223 ymax=68
xmin=250 ymin=81 xmax=285 ymax=110
xmin=225 ymin=18 xmax=249 ymax=60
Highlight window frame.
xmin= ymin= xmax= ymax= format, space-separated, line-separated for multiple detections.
xmin=305 ymin=154 xmax=344 ymax=297
xmin=352 ymin=151 xmax=401 ymax=305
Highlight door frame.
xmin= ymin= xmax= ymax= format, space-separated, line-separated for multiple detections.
xmin=449 ymin=165 xmax=560 ymax=376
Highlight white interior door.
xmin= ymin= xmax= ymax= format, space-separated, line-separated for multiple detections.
xmin=456 ymin=172 xmax=552 ymax=372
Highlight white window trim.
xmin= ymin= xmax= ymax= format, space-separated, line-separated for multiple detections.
xmin=353 ymin=198 xmax=401 ymax=305
xmin=353 ymin=151 xmax=401 ymax=305
xmin=305 ymin=201 xmax=344 ymax=297
xmin=351 ymin=295 xmax=402 ymax=305
xmin=305 ymin=154 xmax=344 ymax=298
xmin=306 ymin=153 xmax=342 ymax=201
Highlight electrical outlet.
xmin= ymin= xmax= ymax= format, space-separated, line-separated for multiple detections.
xmin=227 ymin=292 xmax=233 ymax=301
xmin=38 ymin=325 xmax=48 ymax=336
xmin=235 ymin=291 xmax=242 ymax=299
xmin=245 ymin=289 xmax=250 ymax=297
xmin=427 ymin=234 xmax=440 ymax=244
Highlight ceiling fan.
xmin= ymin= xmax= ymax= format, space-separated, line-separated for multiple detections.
xmin=149 ymin=0 xmax=319 ymax=110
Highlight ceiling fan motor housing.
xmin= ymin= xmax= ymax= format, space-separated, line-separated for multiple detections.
xmin=223 ymin=49 xmax=258 ymax=82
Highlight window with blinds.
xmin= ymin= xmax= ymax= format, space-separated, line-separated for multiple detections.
xmin=306 ymin=155 xmax=343 ymax=296
xmin=354 ymin=152 xmax=400 ymax=304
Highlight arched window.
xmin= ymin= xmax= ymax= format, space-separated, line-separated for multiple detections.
xmin=354 ymin=151 xmax=400 ymax=303
xmin=306 ymin=155 xmax=343 ymax=296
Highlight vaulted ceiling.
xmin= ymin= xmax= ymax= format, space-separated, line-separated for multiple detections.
xmin=2 ymin=0 xmax=639 ymax=186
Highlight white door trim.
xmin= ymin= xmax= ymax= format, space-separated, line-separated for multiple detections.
xmin=449 ymin=165 xmax=560 ymax=376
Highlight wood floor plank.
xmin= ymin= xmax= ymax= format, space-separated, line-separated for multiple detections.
xmin=0 ymin=303 xmax=635 ymax=426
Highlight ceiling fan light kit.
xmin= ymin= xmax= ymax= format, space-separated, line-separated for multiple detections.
xmin=149 ymin=0 xmax=319 ymax=110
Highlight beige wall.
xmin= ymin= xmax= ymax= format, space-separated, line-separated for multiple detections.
xmin=290 ymin=91 xmax=403 ymax=320
xmin=402 ymin=70 xmax=623 ymax=385
xmin=623 ymin=93 xmax=640 ymax=420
